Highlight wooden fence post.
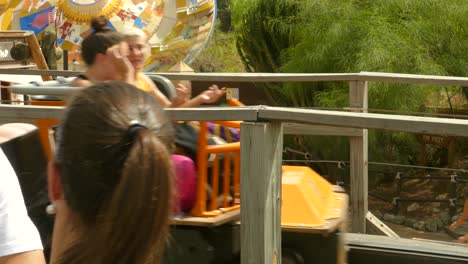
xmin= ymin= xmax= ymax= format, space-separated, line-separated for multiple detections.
xmin=349 ymin=80 xmax=369 ymax=233
xmin=241 ymin=121 xmax=283 ymax=264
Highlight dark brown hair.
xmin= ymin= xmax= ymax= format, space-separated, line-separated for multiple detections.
xmin=54 ymin=81 xmax=174 ymax=264
xmin=81 ymin=16 xmax=124 ymax=65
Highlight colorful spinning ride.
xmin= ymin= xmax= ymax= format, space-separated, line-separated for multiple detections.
xmin=0 ymin=0 xmax=216 ymax=71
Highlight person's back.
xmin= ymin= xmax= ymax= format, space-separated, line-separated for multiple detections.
xmin=0 ymin=124 xmax=53 ymax=261
xmin=0 ymin=145 xmax=45 ymax=264
xmin=47 ymin=81 xmax=174 ymax=264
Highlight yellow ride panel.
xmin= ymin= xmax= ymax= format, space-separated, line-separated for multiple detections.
xmin=282 ymin=166 xmax=346 ymax=228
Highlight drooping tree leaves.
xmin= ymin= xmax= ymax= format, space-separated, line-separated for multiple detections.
xmin=231 ymin=0 xmax=468 ymax=166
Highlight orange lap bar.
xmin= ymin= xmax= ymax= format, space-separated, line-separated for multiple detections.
xmin=30 ymin=100 xmax=64 ymax=160
xmin=192 ymin=121 xmax=241 ymax=217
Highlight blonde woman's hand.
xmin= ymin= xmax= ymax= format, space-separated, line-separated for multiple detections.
xmin=198 ymin=85 xmax=226 ymax=104
xmin=171 ymin=83 xmax=191 ymax=107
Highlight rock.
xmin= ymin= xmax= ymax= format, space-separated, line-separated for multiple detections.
xmin=413 ymin=221 xmax=426 ymax=231
xmin=383 ymin=213 xmax=395 ymax=222
xmin=440 ymin=212 xmax=451 ymax=225
xmin=393 ymin=215 xmax=406 ymax=225
xmin=404 ymin=218 xmax=417 ymax=227
xmin=433 ymin=195 xmax=445 ymax=208
xmin=425 ymin=219 xmax=441 ymax=232
xmin=432 ymin=207 xmax=441 ymax=213
xmin=407 ymin=203 xmax=420 ymax=212
xmin=436 ymin=219 xmax=445 ymax=230
xmin=373 ymin=210 xmax=384 ymax=219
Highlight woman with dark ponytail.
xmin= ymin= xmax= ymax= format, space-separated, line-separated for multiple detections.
xmin=71 ymin=16 xmax=135 ymax=87
xmin=47 ymin=81 xmax=174 ymax=264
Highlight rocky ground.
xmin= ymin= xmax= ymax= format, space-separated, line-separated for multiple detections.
xmin=368 ymin=181 xmax=468 ymax=243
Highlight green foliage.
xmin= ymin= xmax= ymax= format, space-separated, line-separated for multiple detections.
xmin=232 ymin=0 xmax=301 ymax=72
xmin=232 ymin=0 xmax=468 ymax=165
xmin=191 ymin=22 xmax=244 ymax=72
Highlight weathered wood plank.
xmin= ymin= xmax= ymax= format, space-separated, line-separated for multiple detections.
xmin=0 ymin=69 xmax=80 ymax=77
xmin=240 ymin=122 xmax=283 ymax=264
xmin=0 ymin=69 xmax=466 ymax=87
xmin=345 ymin=233 xmax=468 ymax=258
xmin=349 ymin=80 xmax=368 ymax=233
xmin=358 ymin=71 xmax=468 ymax=87
xmin=0 ymin=104 xmax=64 ymax=120
xmin=154 ymin=72 xmax=359 ymax=82
xmin=3 ymin=105 xmax=468 ymax=136
xmin=258 ymin=107 xmax=468 ymax=137
xmin=165 ymin=107 xmax=260 ymax=121
xmin=25 ymin=34 xmax=52 ymax=81
xmin=0 ymin=30 xmax=31 ymax=38
xmin=366 ymin=211 xmax=399 ymax=238
xmin=350 ymin=133 xmax=368 ymax=233
xmin=283 ymin=123 xmax=363 ymax=136
xmin=0 ymin=118 xmax=35 ymax=125
xmin=0 ymin=105 xmax=261 ymax=122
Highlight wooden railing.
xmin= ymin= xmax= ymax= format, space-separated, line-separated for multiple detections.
xmin=1 ymin=70 xmax=468 ymax=264
xmin=1 ymin=104 xmax=468 ymax=263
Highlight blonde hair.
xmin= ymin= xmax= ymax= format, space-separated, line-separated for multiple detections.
xmin=121 ymin=25 xmax=148 ymax=40
xmin=122 ymin=25 xmax=151 ymax=59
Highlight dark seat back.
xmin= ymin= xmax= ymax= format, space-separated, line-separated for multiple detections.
xmin=0 ymin=129 xmax=53 ymax=260
xmin=149 ymin=75 xmax=177 ymax=100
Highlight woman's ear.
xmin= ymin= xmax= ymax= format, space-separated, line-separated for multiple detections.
xmin=48 ymin=160 xmax=63 ymax=202
xmin=95 ymin=53 xmax=106 ymax=64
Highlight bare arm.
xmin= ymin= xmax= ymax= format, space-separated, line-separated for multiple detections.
xmin=0 ymin=250 xmax=45 ymax=264
xmin=0 ymin=150 xmax=46 ymax=264
xmin=70 ymin=78 xmax=93 ymax=88
xmin=178 ymin=85 xmax=226 ymax=108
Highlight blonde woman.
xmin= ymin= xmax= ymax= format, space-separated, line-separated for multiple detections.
xmin=123 ymin=26 xmax=226 ymax=107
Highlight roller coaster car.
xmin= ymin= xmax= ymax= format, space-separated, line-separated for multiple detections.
xmin=167 ymin=100 xmax=348 ymax=264
xmin=15 ymin=77 xmax=348 ymax=264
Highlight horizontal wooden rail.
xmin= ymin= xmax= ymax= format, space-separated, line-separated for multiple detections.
xmin=0 ymin=104 xmax=64 ymax=120
xmin=0 ymin=69 xmax=80 ymax=77
xmin=0 ymin=105 xmax=262 ymax=122
xmin=358 ymin=72 xmax=468 ymax=86
xmin=1 ymin=69 xmax=467 ymax=86
xmin=2 ymin=105 xmax=468 ymax=138
xmin=155 ymin=72 xmax=359 ymax=82
xmin=259 ymin=107 xmax=468 ymax=137
xmin=283 ymin=123 xmax=363 ymax=136
xmin=0 ymin=30 xmax=35 ymax=37
xmin=166 ymin=107 xmax=261 ymax=121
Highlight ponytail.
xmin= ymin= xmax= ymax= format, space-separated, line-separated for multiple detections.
xmin=57 ymin=129 xmax=174 ymax=264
